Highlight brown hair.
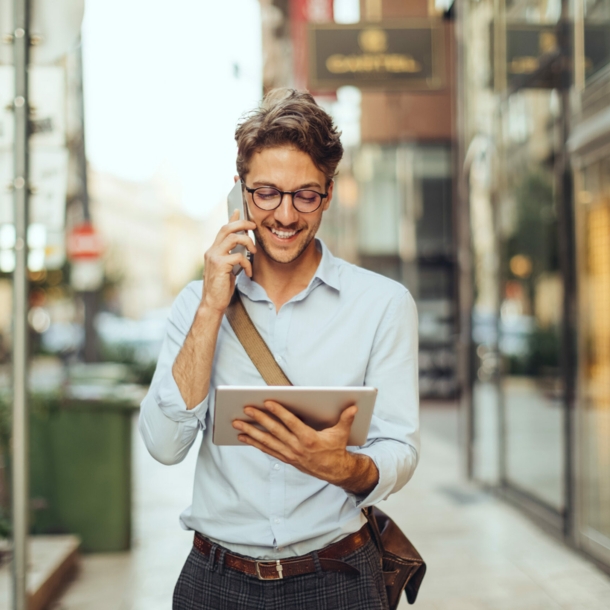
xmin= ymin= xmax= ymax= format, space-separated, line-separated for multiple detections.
xmin=235 ymin=88 xmax=344 ymax=185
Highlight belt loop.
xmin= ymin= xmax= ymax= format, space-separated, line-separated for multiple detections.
xmin=312 ymin=551 xmax=325 ymax=579
xmin=207 ymin=543 xmax=218 ymax=572
xmin=217 ymin=548 xmax=227 ymax=575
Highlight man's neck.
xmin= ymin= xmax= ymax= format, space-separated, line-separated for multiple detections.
xmin=252 ymin=239 xmax=322 ymax=311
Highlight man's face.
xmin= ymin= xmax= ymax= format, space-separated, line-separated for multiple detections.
xmin=242 ymin=146 xmax=333 ymax=265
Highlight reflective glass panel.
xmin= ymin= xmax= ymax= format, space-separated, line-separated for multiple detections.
xmin=578 ymin=158 xmax=610 ymax=546
xmin=499 ymin=88 xmax=565 ymax=511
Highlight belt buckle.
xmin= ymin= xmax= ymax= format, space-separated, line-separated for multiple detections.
xmin=255 ymin=560 xmax=284 ymax=580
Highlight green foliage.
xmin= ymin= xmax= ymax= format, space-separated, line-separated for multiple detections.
xmin=505 ymin=325 xmax=561 ymax=376
xmin=508 ymin=170 xmax=559 ymax=277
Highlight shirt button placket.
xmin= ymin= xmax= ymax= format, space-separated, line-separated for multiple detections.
xmin=269 ymin=459 xmax=284 ymax=539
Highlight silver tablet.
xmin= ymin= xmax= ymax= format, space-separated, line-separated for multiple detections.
xmin=213 ymin=386 xmax=377 ymax=446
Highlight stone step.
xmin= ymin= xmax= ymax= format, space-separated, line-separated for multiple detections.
xmin=0 ymin=536 xmax=81 ymax=610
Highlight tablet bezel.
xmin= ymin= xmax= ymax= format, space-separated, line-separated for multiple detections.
xmin=212 ymin=386 xmax=377 ymax=447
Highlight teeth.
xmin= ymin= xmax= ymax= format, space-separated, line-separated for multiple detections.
xmin=271 ymin=228 xmax=297 ymax=239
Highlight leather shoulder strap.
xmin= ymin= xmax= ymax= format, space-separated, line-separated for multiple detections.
xmin=225 ymin=289 xmax=292 ymax=387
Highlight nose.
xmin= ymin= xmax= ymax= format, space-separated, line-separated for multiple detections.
xmin=274 ymin=192 xmax=300 ymax=226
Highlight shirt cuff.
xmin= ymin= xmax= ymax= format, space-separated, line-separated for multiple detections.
xmin=153 ymin=369 xmax=209 ymax=428
xmin=347 ymin=443 xmax=401 ymax=508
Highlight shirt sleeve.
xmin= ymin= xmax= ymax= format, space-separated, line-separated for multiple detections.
xmin=138 ymin=282 xmax=210 ymax=465
xmin=349 ymin=289 xmax=420 ymax=507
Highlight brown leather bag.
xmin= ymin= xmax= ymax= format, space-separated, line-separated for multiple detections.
xmin=225 ymin=289 xmax=427 ymax=607
xmin=363 ymin=506 xmax=426 ymax=606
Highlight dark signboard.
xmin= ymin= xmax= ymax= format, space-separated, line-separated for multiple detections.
xmin=491 ymin=21 xmax=610 ymax=90
xmin=585 ymin=23 xmax=610 ymax=80
xmin=490 ymin=23 xmax=563 ymax=90
xmin=308 ymin=20 xmax=445 ymax=91
xmin=507 ymin=25 xmax=562 ymax=88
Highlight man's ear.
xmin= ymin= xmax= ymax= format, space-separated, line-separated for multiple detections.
xmin=323 ymin=180 xmax=334 ymax=211
xmin=234 ymin=175 xmax=240 ymax=184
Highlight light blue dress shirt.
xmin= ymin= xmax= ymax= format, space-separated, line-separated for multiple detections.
xmin=139 ymin=240 xmax=420 ymax=559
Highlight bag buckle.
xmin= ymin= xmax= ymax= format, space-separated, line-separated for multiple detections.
xmin=255 ymin=559 xmax=284 ymax=580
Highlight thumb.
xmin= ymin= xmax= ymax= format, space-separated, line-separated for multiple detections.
xmin=337 ymin=405 xmax=358 ymax=430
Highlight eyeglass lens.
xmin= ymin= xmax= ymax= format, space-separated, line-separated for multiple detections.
xmin=252 ymin=188 xmax=322 ymax=212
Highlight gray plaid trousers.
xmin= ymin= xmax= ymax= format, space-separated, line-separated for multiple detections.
xmin=172 ymin=537 xmax=390 ymax=610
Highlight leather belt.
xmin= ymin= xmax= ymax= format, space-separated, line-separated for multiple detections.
xmin=193 ymin=525 xmax=370 ymax=581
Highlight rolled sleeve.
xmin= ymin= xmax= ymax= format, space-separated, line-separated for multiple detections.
xmin=349 ymin=290 xmax=420 ymax=506
xmin=350 ymin=437 xmax=418 ymax=507
xmin=139 ymin=281 xmax=209 ymax=465
xmin=154 ymin=368 xmax=209 ymax=427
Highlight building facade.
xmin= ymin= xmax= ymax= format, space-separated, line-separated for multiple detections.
xmin=260 ymin=0 xmax=460 ymax=399
xmin=456 ymin=0 xmax=610 ymax=571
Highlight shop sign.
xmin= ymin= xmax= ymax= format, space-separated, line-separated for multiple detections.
xmin=506 ymin=25 xmax=562 ymax=89
xmin=308 ymin=20 xmax=445 ymax=91
xmin=491 ymin=22 xmax=610 ymax=90
xmin=584 ymin=23 xmax=610 ymax=80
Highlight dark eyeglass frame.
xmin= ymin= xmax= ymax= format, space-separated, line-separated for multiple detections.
xmin=243 ymin=184 xmax=329 ymax=213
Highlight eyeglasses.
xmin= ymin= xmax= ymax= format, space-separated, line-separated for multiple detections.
xmin=244 ymin=185 xmax=329 ymax=213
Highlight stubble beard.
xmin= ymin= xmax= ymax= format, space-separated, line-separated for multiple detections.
xmin=254 ymin=216 xmax=322 ymax=265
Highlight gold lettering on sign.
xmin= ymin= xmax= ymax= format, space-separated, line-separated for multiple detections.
xmin=358 ymin=28 xmax=388 ymax=53
xmin=539 ymin=31 xmax=558 ymax=54
xmin=509 ymin=56 xmax=539 ymax=74
xmin=326 ymin=53 xmax=422 ymax=74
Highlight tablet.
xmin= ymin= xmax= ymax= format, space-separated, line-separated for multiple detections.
xmin=213 ymin=386 xmax=377 ymax=446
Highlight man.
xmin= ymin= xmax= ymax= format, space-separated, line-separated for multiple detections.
xmin=139 ymin=88 xmax=419 ymax=610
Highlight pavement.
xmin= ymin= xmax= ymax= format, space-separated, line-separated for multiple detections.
xmin=51 ymin=404 xmax=610 ymax=610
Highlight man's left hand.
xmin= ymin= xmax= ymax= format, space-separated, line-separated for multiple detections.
xmin=232 ymin=401 xmax=379 ymax=495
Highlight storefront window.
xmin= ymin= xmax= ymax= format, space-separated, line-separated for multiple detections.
xmin=499 ymin=88 xmax=565 ymax=512
xmin=577 ymin=158 xmax=610 ymax=548
xmin=356 ymin=143 xmax=457 ymax=399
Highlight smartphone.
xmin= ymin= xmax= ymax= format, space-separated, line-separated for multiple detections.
xmin=227 ymin=180 xmax=250 ymax=276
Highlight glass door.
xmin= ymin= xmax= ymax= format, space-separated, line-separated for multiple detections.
xmin=575 ymin=157 xmax=610 ymax=563
xmin=498 ymin=87 xmax=566 ymax=514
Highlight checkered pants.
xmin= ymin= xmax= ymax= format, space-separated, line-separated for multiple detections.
xmin=173 ymin=537 xmax=389 ymax=610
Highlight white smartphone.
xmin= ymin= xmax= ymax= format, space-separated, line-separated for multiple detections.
xmin=227 ymin=181 xmax=250 ymax=276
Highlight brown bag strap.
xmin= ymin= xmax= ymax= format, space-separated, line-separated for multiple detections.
xmin=224 ymin=289 xmax=293 ymax=387
xmin=362 ymin=506 xmax=384 ymax=553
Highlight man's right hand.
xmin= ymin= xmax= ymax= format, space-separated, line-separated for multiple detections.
xmin=201 ymin=210 xmax=257 ymax=314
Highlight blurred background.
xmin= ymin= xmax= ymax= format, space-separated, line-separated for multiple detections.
xmin=1 ymin=0 xmax=610 ymax=608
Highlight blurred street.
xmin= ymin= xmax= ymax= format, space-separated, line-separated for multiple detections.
xmin=51 ymin=404 xmax=610 ymax=610
xmin=1 ymin=0 xmax=610 ymax=606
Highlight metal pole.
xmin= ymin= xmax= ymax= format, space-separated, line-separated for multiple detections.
xmin=11 ymin=0 xmax=30 ymax=608
xmin=75 ymin=43 xmax=99 ymax=363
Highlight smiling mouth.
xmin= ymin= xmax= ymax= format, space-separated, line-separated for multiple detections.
xmin=269 ymin=227 xmax=301 ymax=240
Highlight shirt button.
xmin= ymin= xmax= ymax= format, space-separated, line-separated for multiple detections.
xmin=274 ymin=463 xmax=280 ymax=470
xmin=274 ymin=518 xmax=281 ymax=524
xmin=268 ymin=303 xmax=273 ymax=310
xmin=275 ymin=355 xmax=282 ymax=363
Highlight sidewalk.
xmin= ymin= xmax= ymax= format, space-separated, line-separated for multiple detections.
xmin=53 ymin=405 xmax=610 ymax=610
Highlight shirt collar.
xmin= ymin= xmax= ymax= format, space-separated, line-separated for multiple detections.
xmin=236 ymin=238 xmax=341 ymax=302
xmin=313 ymin=239 xmax=341 ymax=292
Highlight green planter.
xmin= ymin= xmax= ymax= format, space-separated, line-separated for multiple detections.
xmin=2 ymin=386 xmax=141 ymax=552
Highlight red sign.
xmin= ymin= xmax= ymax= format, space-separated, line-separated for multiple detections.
xmin=67 ymin=222 xmax=103 ymax=261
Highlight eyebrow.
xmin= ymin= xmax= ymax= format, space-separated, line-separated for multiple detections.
xmin=250 ymin=180 xmax=323 ymax=190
